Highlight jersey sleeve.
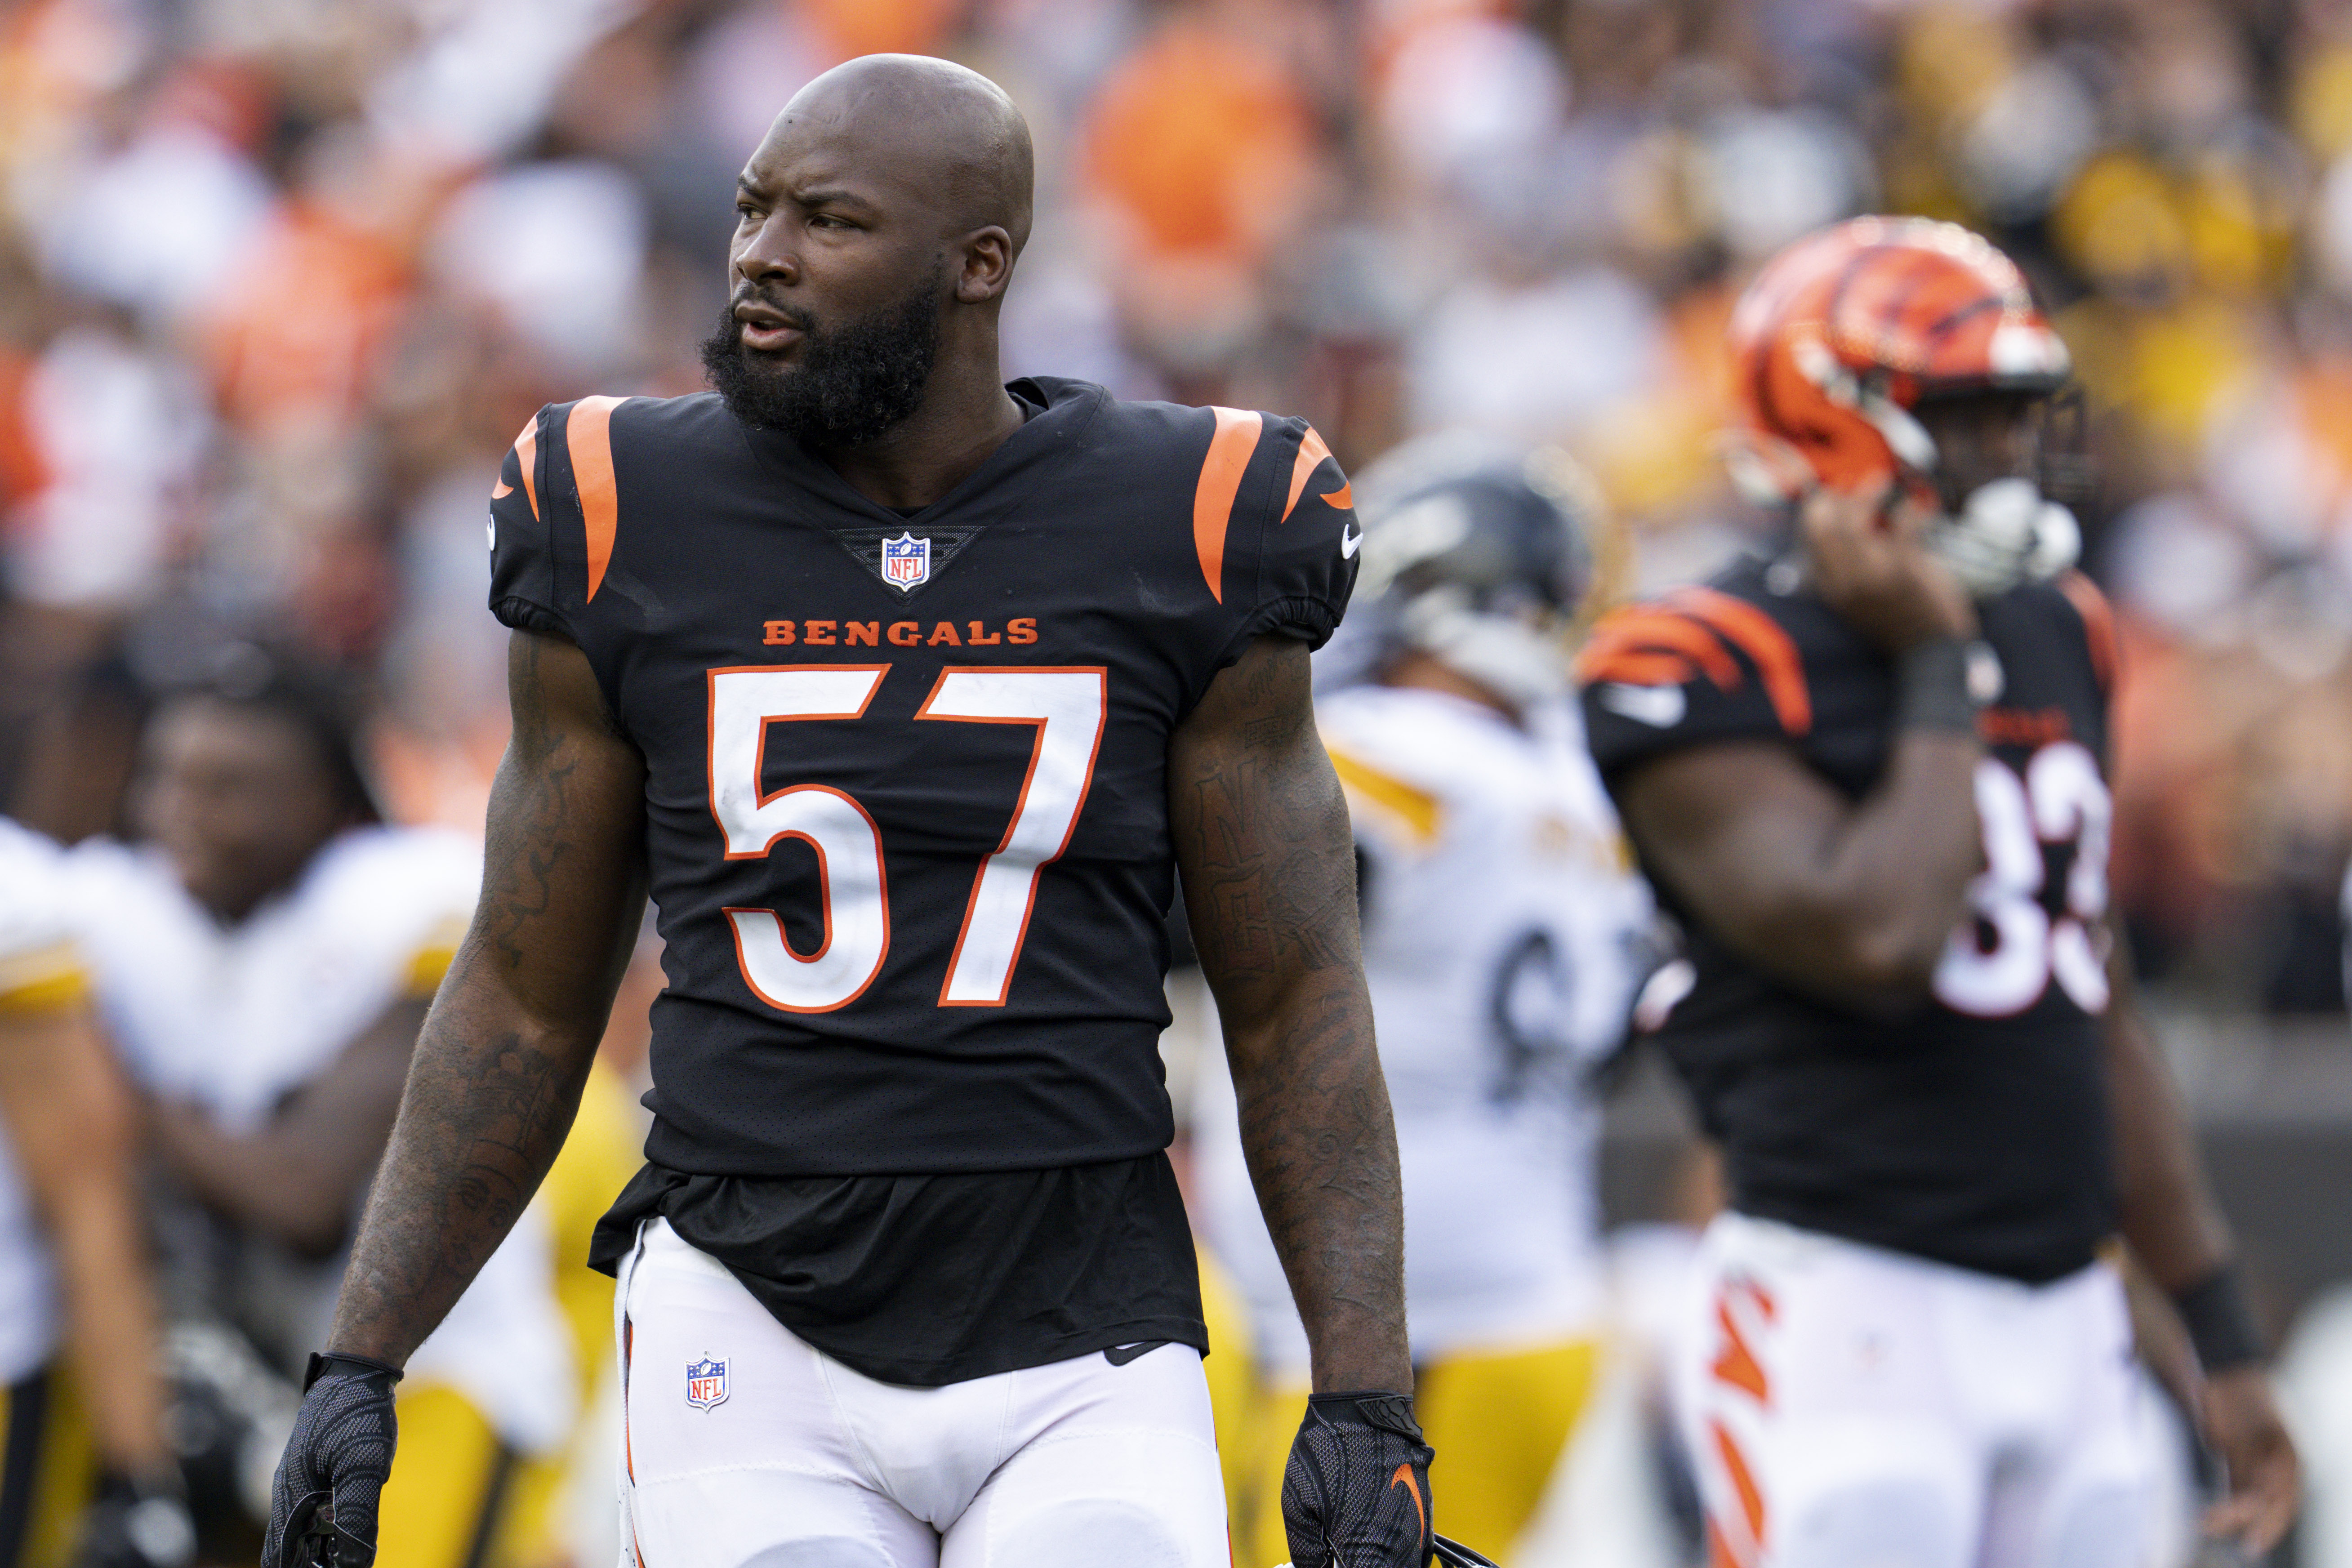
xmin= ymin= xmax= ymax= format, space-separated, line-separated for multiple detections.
xmin=487 ymin=408 xmax=569 ymax=639
xmin=1225 ymin=414 xmax=1360 ymax=656
xmin=319 ymin=829 xmax=482 ymax=1007
xmin=2056 ymin=571 xmax=2120 ymax=699
xmin=1576 ymin=587 xmax=1814 ymax=780
xmin=0 ymin=821 xmax=85 ymax=1012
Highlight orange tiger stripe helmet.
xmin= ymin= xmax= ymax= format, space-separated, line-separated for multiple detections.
xmin=1724 ymin=216 xmax=2072 ymax=505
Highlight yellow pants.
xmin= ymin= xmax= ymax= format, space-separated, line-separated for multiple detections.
xmin=382 ymin=1065 xmax=640 ymax=1568
xmin=1195 ymin=1248 xmax=1263 ymax=1546
xmin=0 ymin=1364 xmax=91 ymax=1568
xmin=379 ymin=1385 xmax=564 ymax=1568
xmin=1234 ymin=1336 xmax=1601 ymax=1568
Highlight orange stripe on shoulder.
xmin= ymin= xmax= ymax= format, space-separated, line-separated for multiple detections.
xmin=514 ymin=417 xmax=539 ymax=519
xmin=1281 ymin=424 xmax=1335 ymax=521
xmin=1577 ymin=607 xmax=1742 ymax=691
xmin=568 ymin=396 xmax=626 ymax=603
xmin=1669 ymin=587 xmax=1812 ymax=735
xmin=1192 ymin=406 xmax=1264 ymax=603
xmin=2058 ymin=570 xmax=2120 ymax=693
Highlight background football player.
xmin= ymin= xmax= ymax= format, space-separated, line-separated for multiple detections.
xmin=62 ymin=660 xmax=627 ymax=1568
xmin=1196 ymin=434 xmax=1657 ymax=1565
xmin=1579 ymin=216 xmax=2298 ymax=1566
xmin=0 ymin=817 xmax=186 ymax=1568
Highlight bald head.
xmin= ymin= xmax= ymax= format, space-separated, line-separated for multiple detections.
xmin=770 ymin=54 xmax=1033 ymax=254
xmin=711 ymin=56 xmax=1037 ymax=455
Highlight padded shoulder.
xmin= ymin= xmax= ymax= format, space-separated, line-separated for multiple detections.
xmin=488 ymin=404 xmax=564 ymax=637
xmin=2054 ymin=570 xmax=2120 ymax=696
xmin=1577 ymin=564 xmax=1818 ymax=779
xmin=1137 ymin=401 xmax=1357 ymax=650
xmin=0 ymin=820 xmax=81 ymax=1005
xmin=490 ymin=394 xmax=732 ymax=637
xmin=300 ymin=827 xmax=481 ymax=986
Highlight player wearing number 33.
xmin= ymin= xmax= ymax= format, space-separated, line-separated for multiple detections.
xmin=263 ymin=53 xmax=1429 ymax=1568
xmin=1578 ymin=217 xmax=2299 ymax=1568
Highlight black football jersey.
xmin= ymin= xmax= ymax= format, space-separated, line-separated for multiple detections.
xmin=1580 ymin=550 xmax=2123 ymax=1283
xmin=489 ymin=378 xmax=1358 ymax=1178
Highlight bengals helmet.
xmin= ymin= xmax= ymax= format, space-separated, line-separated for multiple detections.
xmin=1724 ymin=216 xmax=2081 ymax=595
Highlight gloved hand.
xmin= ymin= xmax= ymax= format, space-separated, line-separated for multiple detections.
xmin=262 ymin=1352 xmax=400 ymax=1568
xmin=71 ymin=1470 xmax=194 ymax=1568
xmin=1280 ymin=1391 xmax=1434 ymax=1568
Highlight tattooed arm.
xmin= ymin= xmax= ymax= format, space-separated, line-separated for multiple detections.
xmin=1170 ymin=635 xmax=1409 ymax=1393
xmin=325 ymin=629 xmax=648 ymax=1364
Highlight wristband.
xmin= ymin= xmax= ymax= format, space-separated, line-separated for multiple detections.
xmin=1305 ymin=1390 xmax=1423 ymax=1433
xmin=1895 ymin=636 xmax=1981 ymax=734
xmin=2171 ymin=1264 xmax=2264 ymax=1372
xmin=304 ymin=1350 xmax=404 ymax=1393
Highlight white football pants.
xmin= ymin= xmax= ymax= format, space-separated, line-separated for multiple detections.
xmin=615 ymin=1218 xmax=1228 ymax=1568
xmin=1680 ymin=1212 xmax=2159 ymax=1568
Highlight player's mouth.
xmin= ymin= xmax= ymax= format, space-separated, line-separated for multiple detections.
xmin=733 ymin=302 xmax=808 ymax=354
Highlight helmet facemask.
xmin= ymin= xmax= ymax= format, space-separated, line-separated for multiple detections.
xmin=1911 ymin=388 xmax=2084 ymax=597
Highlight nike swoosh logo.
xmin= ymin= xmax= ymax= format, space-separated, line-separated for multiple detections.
xmin=1341 ymin=525 xmax=1363 ymax=560
xmin=1390 ymin=1463 xmax=1425 ymax=1538
xmin=1599 ymin=682 xmax=1687 ymax=727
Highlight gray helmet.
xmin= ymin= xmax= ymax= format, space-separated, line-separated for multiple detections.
xmin=1316 ymin=432 xmax=1605 ymax=711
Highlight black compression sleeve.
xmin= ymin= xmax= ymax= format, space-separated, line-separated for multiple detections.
xmin=1895 ymin=637 xmax=1981 ymax=733
xmin=2172 ymin=1263 xmax=2265 ymax=1372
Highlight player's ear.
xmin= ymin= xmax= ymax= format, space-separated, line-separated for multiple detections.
xmin=954 ymin=226 xmax=1016 ymax=303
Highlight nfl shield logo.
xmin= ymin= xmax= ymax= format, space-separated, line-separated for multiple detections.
xmin=685 ymin=1355 xmax=728 ymax=1411
xmin=881 ymin=531 xmax=931 ymax=591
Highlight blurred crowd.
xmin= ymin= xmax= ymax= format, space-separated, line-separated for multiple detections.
xmin=7 ymin=0 xmax=2352 ymax=936
xmin=6 ymin=1 xmax=2352 ymax=1562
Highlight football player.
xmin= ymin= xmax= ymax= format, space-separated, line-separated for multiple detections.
xmin=1577 ymin=217 xmax=2299 ymax=1566
xmin=266 ymin=54 xmax=1422 ymax=1568
xmin=1195 ymin=436 xmax=1656 ymax=1564
xmin=0 ymin=818 xmax=187 ymax=1568
xmin=65 ymin=664 xmax=595 ymax=1568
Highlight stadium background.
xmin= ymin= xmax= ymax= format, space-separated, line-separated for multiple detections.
xmin=5 ymin=0 xmax=2352 ymax=1561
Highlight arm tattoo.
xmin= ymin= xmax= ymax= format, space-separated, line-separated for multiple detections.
xmin=329 ymin=632 xmax=646 ymax=1364
xmin=1173 ymin=638 xmax=1410 ymax=1393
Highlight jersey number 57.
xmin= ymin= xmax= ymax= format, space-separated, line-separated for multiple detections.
xmin=706 ymin=664 xmax=1107 ymax=1012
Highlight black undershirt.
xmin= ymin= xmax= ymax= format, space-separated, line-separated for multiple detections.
xmin=587 ymin=1154 xmax=1206 ymax=1386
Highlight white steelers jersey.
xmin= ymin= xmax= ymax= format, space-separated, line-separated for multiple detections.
xmin=0 ymin=818 xmax=79 ymax=1384
xmin=64 ymin=826 xmax=578 ymax=1453
xmin=1196 ymin=685 xmax=1655 ymax=1372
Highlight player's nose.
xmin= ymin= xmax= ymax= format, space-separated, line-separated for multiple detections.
xmin=733 ymin=218 xmax=800 ymax=286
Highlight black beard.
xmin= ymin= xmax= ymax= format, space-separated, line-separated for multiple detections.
xmin=700 ymin=271 xmax=943 ymax=448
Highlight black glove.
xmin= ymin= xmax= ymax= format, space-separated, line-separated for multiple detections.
xmin=262 ymin=1353 xmax=401 ymax=1568
xmin=72 ymin=1470 xmax=195 ymax=1568
xmin=1281 ymin=1391 xmax=1434 ymax=1568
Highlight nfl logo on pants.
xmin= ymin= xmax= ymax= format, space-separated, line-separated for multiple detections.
xmin=882 ymin=531 xmax=930 ymax=590
xmin=686 ymin=1355 xmax=728 ymax=1411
